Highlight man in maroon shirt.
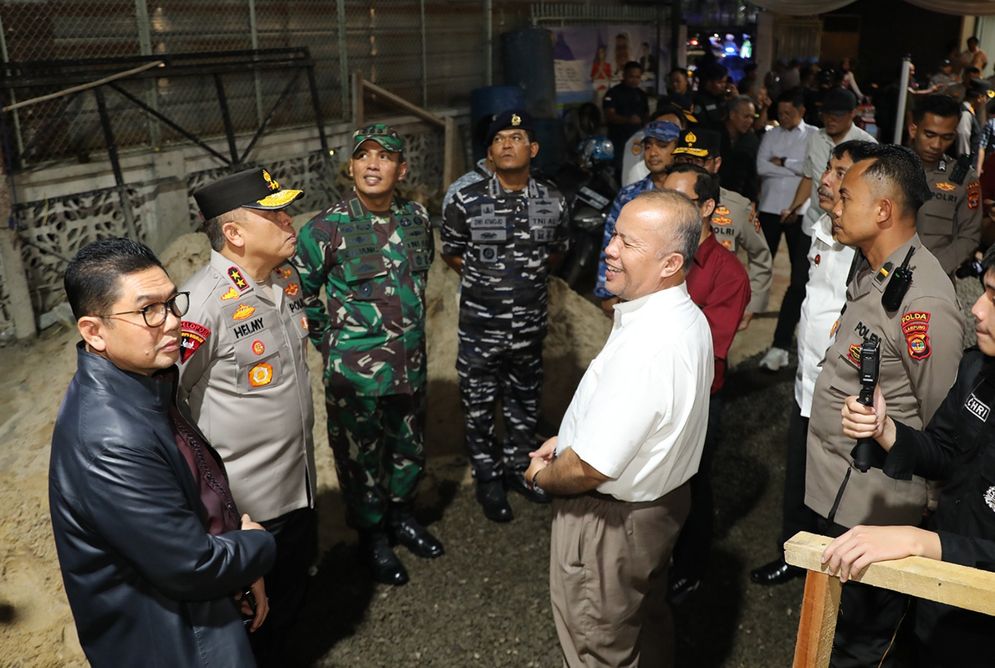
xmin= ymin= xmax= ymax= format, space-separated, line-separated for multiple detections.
xmin=663 ymin=163 xmax=751 ymax=602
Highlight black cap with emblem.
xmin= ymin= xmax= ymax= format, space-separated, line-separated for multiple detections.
xmin=194 ymin=168 xmax=304 ymax=220
xmin=486 ymin=110 xmax=535 ymax=145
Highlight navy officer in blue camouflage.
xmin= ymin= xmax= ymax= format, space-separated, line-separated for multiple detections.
xmin=441 ymin=110 xmax=569 ymax=522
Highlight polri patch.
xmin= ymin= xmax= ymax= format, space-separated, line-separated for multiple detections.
xmin=968 ymin=181 xmax=981 ymax=209
xmin=180 ymin=321 xmax=211 ymax=363
xmin=227 ymin=266 xmax=249 ymax=292
xmin=902 ymin=311 xmax=932 ymax=360
xmin=220 ymin=286 xmax=239 ymax=301
xmin=284 ymin=282 xmax=300 ymax=297
xmin=935 ymin=181 xmax=955 ymax=192
xmin=249 ymin=362 xmax=273 ymax=387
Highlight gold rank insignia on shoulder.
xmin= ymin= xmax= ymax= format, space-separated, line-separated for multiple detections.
xmin=511 ymin=113 xmax=521 ymax=127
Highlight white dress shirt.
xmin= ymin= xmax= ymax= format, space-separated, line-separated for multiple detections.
xmin=794 ymin=213 xmax=855 ymax=417
xmin=802 ymin=124 xmax=877 ymax=236
xmin=756 ymin=121 xmax=815 ymax=215
xmin=556 ymin=283 xmax=713 ymax=502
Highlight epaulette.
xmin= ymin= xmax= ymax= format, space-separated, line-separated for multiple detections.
xmin=951 ymin=154 xmax=972 ymax=185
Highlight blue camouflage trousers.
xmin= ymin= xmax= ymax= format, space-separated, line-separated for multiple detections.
xmin=457 ymin=332 xmax=543 ymax=481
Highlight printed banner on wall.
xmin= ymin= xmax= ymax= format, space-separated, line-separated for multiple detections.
xmin=551 ymin=25 xmax=667 ymax=106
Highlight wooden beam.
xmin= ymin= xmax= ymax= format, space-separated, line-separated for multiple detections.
xmin=352 ymin=71 xmax=364 ymax=126
xmin=2 ymin=61 xmax=164 ymax=113
xmin=358 ymin=77 xmax=446 ymax=128
xmin=792 ymin=571 xmax=840 ymax=668
xmin=785 ymin=531 xmax=995 ymax=616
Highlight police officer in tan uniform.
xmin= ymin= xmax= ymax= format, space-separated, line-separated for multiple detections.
xmin=805 ymin=146 xmax=963 ymax=667
xmin=673 ymin=128 xmax=772 ymax=327
xmin=909 ymin=94 xmax=982 ymax=277
xmin=179 ymin=168 xmax=316 ymax=666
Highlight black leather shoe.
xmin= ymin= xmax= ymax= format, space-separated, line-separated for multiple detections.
xmin=361 ymin=531 xmax=409 ymax=586
xmin=505 ymin=471 xmax=551 ymax=504
xmin=476 ymin=480 xmax=513 ymax=522
xmin=667 ymin=576 xmax=701 ymax=605
xmin=750 ymin=558 xmax=803 ymax=586
xmin=390 ymin=515 xmax=444 ymax=559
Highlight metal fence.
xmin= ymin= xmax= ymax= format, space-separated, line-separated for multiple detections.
xmin=0 ymin=0 xmax=506 ymax=167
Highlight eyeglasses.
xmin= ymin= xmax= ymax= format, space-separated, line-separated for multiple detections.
xmin=103 ymin=292 xmax=190 ymax=327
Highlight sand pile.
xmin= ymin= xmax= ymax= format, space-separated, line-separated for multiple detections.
xmin=0 ymin=230 xmax=611 ymax=666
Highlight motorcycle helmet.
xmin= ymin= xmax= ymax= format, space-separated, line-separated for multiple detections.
xmin=578 ymin=136 xmax=615 ymax=169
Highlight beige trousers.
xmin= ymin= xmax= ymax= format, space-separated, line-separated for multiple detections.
xmin=549 ymin=484 xmax=691 ymax=668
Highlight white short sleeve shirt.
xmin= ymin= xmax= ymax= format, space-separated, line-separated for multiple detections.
xmin=555 ymin=283 xmax=713 ymax=502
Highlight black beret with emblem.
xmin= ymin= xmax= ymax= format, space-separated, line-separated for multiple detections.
xmin=194 ymin=168 xmax=304 ymax=220
xmin=486 ymin=109 xmax=535 ymax=146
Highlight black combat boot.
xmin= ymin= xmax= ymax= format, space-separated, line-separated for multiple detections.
xmin=388 ymin=505 xmax=444 ymax=559
xmin=476 ymin=479 xmax=513 ymax=522
xmin=360 ymin=529 xmax=408 ymax=586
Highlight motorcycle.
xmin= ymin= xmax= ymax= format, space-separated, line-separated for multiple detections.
xmin=551 ymin=136 xmax=618 ymax=290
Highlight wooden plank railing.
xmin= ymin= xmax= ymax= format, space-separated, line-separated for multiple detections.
xmin=785 ymin=531 xmax=995 ymax=667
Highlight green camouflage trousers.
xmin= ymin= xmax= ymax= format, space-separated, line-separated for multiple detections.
xmin=325 ymin=387 xmax=425 ymax=529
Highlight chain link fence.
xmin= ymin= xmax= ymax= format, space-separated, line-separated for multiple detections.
xmin=0 ymin=0 xmax=524 ymax=166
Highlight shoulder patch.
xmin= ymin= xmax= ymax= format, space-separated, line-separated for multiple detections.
xmin=631 ymin=142 xmax=642 ymax=155
xmin=284 ymin=282 xmax=300 ymax=297
xmin=274 ymin=266 xmax=293 ymax=279
xmin=220 ymin=286 xmax=239 ymax=301
xmin=180 ymin=321 xmax=211 ymax=363
xmin=968 ymin=181 xmax=980 ymax=210
xmin=901 ymin=311 xmax=931 ymax=360
xmin=714 ymin=205 xmax=731 ymax=216
xmin=227 ymin=266 xmax=250 ymax=292
xmin=935 ymin=182 xmax=955 ymax=192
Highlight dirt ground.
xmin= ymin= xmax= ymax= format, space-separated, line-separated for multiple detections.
xmin=0 ymin=224 xmax=981 ymax=667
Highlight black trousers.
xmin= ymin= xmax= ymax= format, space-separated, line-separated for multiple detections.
xmin=816 ymin=516 xmax=909 ymax=668
xmin=759 ymin=211 xmax=811 ymax=350
xmin=671 ymin=392 xmax=722 ymax=582
xmin=779 ymin=400 xmax=817 ymax=549
xmin=251 ymin=507 xmax=318 ymax=667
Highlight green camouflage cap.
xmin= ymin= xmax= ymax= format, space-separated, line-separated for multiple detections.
xmin=352 ymin=123 xmax=405 ymax=155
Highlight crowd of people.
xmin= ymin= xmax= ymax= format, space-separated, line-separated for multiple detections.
xmin=45 ymin=35 xmax=995 ymax=668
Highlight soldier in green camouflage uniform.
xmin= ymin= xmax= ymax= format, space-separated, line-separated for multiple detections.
xmin=293 ymin=124 xmax=442 ymax=586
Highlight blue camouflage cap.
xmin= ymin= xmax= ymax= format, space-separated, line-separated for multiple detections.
xmin=642 ymin=120 xmax=681 ymax=144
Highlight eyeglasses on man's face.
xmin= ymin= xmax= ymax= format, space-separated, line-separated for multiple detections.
xmin=102 ymin=292 xmax=190 ymax=328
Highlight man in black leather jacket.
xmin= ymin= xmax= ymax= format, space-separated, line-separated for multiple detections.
xmin=49 ymin=238 xmax=276 ymax=667
xmin=826 ymin=245 xmax=995 ymax=667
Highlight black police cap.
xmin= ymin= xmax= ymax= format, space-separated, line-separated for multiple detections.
xmin=194 ymin=168 xmax=303 ymax=220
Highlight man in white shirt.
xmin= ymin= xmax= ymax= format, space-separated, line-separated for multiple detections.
xmin=524 ymin=189 xmax=712 ymax=667
xmin=750 ymin=139 xmax=875 ymax=586
xmin=756 ymin=88 xmax=815 ymax=312
xmin=759 ymin=88 xmax=876 ymax=371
